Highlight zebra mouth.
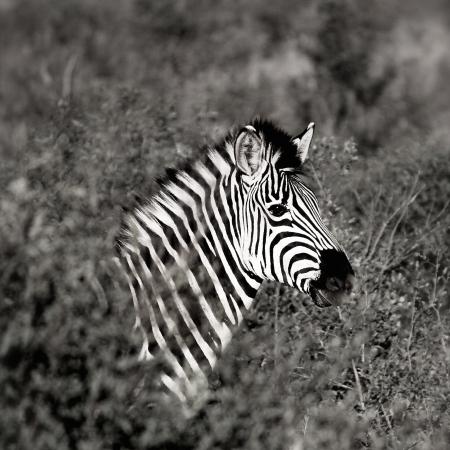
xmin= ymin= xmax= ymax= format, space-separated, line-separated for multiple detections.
xmin=309 ymin=286 xmax=333 ymax=308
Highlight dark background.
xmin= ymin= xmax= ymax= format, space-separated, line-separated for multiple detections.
xmin=1 ymin=1 xmax=449 ymax=448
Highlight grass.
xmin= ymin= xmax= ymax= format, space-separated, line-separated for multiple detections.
xmin=1 ymin=1 xmax=450 ymax=449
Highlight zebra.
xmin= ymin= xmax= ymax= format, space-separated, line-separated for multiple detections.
xmin=115 ymin=118 xmax=354 ymax=410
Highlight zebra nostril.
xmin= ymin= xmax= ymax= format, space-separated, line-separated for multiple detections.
xmin=325 ymin=276 xmax=343 ymax=292
xmin=325 ymin=274 xmax=355 ymax=294
xmin=318 ymin=249 xmax=354 ymax=295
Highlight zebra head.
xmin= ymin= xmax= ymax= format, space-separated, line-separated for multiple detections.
xmin=234 ymin=120 xmax=354 ymax=307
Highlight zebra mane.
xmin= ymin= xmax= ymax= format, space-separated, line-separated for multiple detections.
xmin=160 ymin=118 xmax=307 ymax=183
xmin=247 ymin=118 xmax=305 ymax=171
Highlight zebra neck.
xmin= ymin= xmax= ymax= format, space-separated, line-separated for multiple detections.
xmin=126 ymin=147 xmax=262 ymax=328
xmin=119 ymin=147 xmax=265 ymax=402
xmin=157 ymin=151 xmax=262 ymax=327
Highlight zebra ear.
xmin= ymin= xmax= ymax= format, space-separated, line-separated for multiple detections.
xmin=234 ymin=125 xmax=264 ymax=177
xmin=292 ymin=122 xmax=314 ymax=163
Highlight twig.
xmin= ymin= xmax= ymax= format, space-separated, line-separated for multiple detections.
xmin=352 ymin=359 xmax=365 ymax=411
xmin=331 ymin=381 xmax=353 ymax=391
xmin=380 ymin=404 xmax=393 ymax=431
xmin=364 ymin=175 xmax=419 ymax=264
xmin=381 ymin=218 xmax=448 ymax=275
xmin=360 ymin=186 xmax=382 ymax=258
xmin=381 ymin=186 xmax=422 ymax=268
xmin=89 ymin=274 xmax=108 ymax=310
xmin=62 ymin=54 xmax=78 ymax=100
xmin=303 ymin=413 xmax=309 ymax=437
xmin=406 ymin=294 xmax=418 ymax=371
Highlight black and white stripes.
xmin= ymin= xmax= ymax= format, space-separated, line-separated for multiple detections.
xmin=115 ymin=119 xmax=354 ymax=407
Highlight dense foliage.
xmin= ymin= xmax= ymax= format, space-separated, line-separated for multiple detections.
xmin=1 ymin=1 xmax=449 ymax=448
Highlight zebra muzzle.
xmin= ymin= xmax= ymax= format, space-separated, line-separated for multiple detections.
xmin=309 ymin=272 xmax=356 ymax=308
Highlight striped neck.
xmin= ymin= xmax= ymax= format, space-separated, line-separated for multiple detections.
xmin=156 ymin=147 xmax=263 ymax=323
xmin=119 ymin=144 xmax=263 ymax=366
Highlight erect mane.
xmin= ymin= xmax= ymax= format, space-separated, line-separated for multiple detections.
xmin=247 ymin=118 xmax=304 ymax=171
xmin=151 ymin=118 xmax=306 ymax=191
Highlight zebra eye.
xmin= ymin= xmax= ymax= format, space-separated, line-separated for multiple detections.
xmin=268 ymin=203 xmax=288 ymax=217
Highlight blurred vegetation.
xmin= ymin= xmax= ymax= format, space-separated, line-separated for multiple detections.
xmin=0 ymin=0 xmax=449 ymax=449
